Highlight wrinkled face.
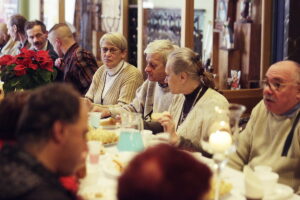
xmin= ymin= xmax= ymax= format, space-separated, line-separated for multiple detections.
xmin=7 ymin=22 xmax=16 ymax=40
xmin=165 ymin=61 xmax=183 ymax=94
xmin=48 ymin=33 xmax=63 ymax=57
xmin=59 ymin=102 xmax=88 ymax=176
xmin=100 ymin=41 xmax=126 ymax=69
xmin=145 ymin=53 xmax=166 ymax=84
xmin=26 ymin=25 xmax=48 ymax=51
xmin=263 ymin=63 xmax=300 ymax=115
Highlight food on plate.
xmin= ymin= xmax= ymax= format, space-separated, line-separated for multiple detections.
xmin=151 ymin=111 xmax=170 ymax=121
xmin=208 ymin=179 xmax=232 ymax=199
xmin=112 ymin=159 xmax=124 ymax=173
xmin=100 ymin=117 xmax=118 ymax=126
xmin=87 ymin=128 xmax=118 ymax=145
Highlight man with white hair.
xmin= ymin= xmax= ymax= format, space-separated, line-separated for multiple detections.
xmin=228 ymin=60 xmax=300 ymax=191
xmin=48 ymin=23 xmax=98 ymax=94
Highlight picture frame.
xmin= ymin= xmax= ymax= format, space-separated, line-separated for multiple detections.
xmin=215 ymin=0 xmax=236 ymax=30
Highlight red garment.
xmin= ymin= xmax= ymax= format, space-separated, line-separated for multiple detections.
xmin=59 ymin=176 xmax=79 ymax=194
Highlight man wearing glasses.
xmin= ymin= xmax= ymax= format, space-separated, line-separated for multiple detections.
xmin=228 ymin=60 xmax=300 ymax=191
xmin=48 ymin=23 xmax=98 ymax=95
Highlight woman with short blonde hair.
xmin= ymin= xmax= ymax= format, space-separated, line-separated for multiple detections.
xmin=86 ymin=32 xmax=143 ymax=106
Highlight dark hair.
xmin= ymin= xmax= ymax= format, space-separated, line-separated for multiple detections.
xmin=118 ymin=144 xmax=212 ymax=200
xmin=16 ymin=83 xmax=81 ymax=144
xmin=0 ymin=91 xmax=31 ymax=140
xmin=24 ymin=20 xmax=47 ymax=33
xmin=9 ymin=14 xmax=27 ymax=35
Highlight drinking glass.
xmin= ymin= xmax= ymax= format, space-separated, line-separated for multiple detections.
xmin=117 ymin=112 xmax=144 ymax=152
xmin=201 ymin=103 xmax=246 ymax=200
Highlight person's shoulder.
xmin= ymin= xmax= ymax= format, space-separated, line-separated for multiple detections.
xmin=206 ymin=88 xmax=229 ymax=103
xmin=123 ymin=63 xmax=143 ymax=77
xmin=21 ymin=183 xmax=76 ymax=200
xmin=0 ymin=154 xmax=43 ymax=199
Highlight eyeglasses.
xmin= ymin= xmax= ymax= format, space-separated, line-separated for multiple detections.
xmin=101 ymin=47 xmax=120 ymax=54
xmin=261 ymin=79 xmax=298 ymax=91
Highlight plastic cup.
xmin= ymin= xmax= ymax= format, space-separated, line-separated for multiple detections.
xmin=87 ymin=141 xmax=102 ymax=164
xmin=89 ymin=112 xmax=101 ymax=128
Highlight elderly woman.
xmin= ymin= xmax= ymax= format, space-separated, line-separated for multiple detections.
xmin=158 ymin=47 xmax=229 ymax=152
xmin=85 ymin=32 xmax=143 ymax=106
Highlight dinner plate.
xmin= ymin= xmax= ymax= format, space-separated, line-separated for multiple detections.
xmin=263 ymin=184 xmax=294 ymax=200
xmin=102 ymin=152 xmax=137 ymax=179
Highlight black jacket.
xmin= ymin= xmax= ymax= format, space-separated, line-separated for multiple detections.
xmin=0 ymin=145 xmax=77 ymax=200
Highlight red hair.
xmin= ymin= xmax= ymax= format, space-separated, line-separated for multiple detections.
xmin=118 ymin=144 xmax=212 ymax=200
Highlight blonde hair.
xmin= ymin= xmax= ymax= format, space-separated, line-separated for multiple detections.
xmin=144 ymin=40 xmax=178 ymax=66
xmin=167 ymin=47 xmax=215 ymax=88
xmin=99 ymin=32 xmax=127 ymax=52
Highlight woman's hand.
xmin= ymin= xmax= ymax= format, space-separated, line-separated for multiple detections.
xmin=157 ymin=113 xmax=179 ymax=146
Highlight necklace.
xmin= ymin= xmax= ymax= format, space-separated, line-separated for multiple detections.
xmin=106 ymin=61 xmax=125 ymax=77
xmin=178 ymin=86 xmax=208 ymax=127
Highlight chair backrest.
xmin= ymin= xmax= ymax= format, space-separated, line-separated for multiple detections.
xmin=220 ymin=88 xmax=263 ymax=116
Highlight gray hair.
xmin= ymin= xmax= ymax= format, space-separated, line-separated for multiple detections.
xmin=167 ymin=47 xmax=215 ymax=88
xmin=99 ymin=32 xmax=127 ymax=52
xmin=144 ymin=40 xmax=178 ymax=66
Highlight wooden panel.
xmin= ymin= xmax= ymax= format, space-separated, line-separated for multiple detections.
xmin=181 ymin=0 xmax=194 ymax=48
xmin=220 ymin=88 xmax=263 ymax=115
xmin=234 ymin=22 xmax=261 ymax=88
xmin=58 ymin=0 xmax=65 ymax=23
xmin=217 ymin=49 xmax=240 ymax=89
xmin=260 ymin=0 xmax=272 ymax=79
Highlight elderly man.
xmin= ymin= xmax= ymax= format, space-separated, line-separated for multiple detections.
xmin=228 ymin=60 xmax=300 ymax=190
xmin=96 ymin=40 xmax=176 ymax=123
xmin=0 ymin=83 xmax=88 ymax=199
xmin=48 ymin=23 xmax=98 ymax=94
xmin=5 ymin=14 xmax=30 ymax=55
xmin=0 ymin=23 xmax=10 ymax=53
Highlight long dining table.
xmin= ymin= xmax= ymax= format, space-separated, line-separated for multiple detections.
xmin=78 ymin=140 xmax=300 ymax=200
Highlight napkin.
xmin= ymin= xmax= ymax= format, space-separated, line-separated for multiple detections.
xmin=244 ymin=165 xmax=264 ymax=199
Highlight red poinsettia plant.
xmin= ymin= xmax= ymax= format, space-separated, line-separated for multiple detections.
xmin=0 ymin=48 xmax=56 ymax=93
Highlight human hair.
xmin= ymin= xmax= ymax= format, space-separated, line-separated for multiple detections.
xmin=118 ymin=144 xmax=212 ymax=200
xmin=167 ymin=47 xmax=215 ymax=88
xmin=9 ymin=14 xmax=27 ymax=35
xmin=16 ymin=83 xmax=81 ymax=144
xmin=24 ymin=20 xmax=47 ymax=33
xmin=99 ymin=32 xmax=127 ymax=52
xmin=49 ymin=23 xmax=73 ymax=39
xmin=144 ymin=40 xmax=178 ymax=66
xmin=0 ymin=91 xmax=31 ymax=140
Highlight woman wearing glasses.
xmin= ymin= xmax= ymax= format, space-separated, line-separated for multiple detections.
xmin=85 ymin=32 xmax=143 ymax=106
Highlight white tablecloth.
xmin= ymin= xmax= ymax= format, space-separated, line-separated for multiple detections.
xmin=79 ymin=145 xmax=300 ymax=200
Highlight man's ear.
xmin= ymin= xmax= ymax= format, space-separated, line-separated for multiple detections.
xmin=52 ymin=121 xmax=66 ymax=144
xmin=180 ymin=71 xmax=188 ymax=82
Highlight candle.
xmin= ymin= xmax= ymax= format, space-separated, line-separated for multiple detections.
xmin=209 ymin=131 xmax=232 ymax=153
